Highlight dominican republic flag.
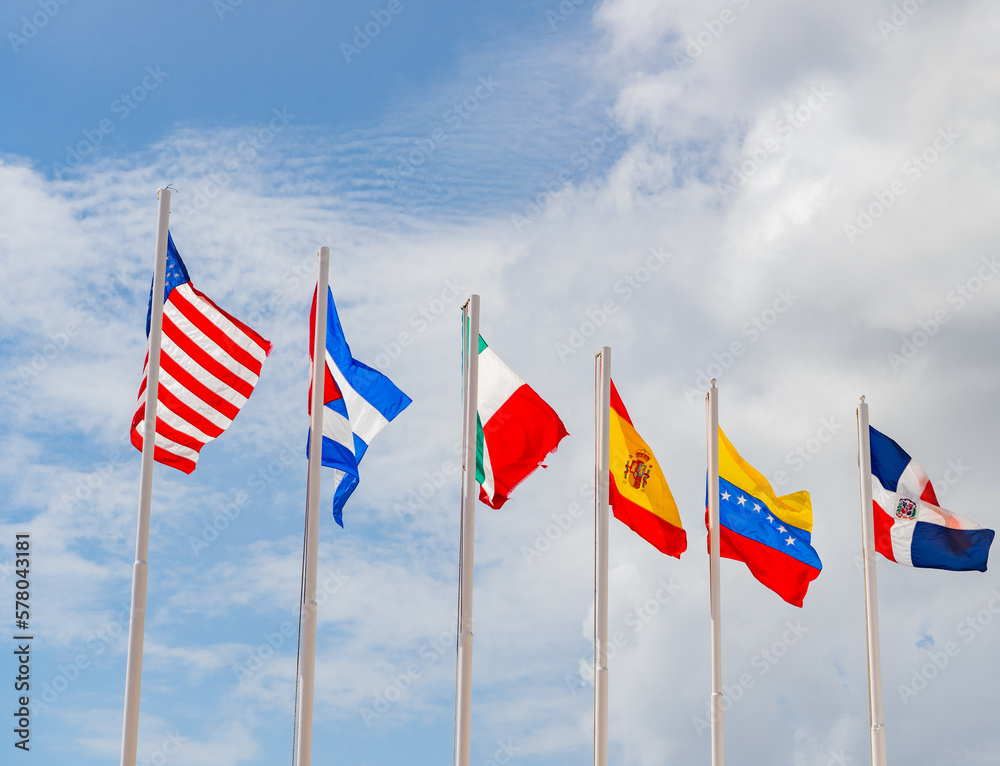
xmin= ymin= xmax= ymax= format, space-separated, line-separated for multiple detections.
xmin=870 ymin=426 xmax=994 ymax=572
xmin=309 ymin=287 xmax=411 ymax=526
xmin=132 ymin=233 xmax=272 ymax=473
xmin=475 ymin=335 xmax=567 ymax=509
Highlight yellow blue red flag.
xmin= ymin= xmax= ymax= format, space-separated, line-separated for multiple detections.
xmin=712 ymin=429 xmax=821 ymax=607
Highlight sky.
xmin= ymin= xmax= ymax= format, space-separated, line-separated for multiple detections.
xmin=2 ymin=0 xmax=1000 ymax=765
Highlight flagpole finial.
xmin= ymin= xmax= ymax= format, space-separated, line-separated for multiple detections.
xmin=860 ymin=395 xmax=866 ymax=403
xmin=710 ymin=378 xmax=717 ymax=388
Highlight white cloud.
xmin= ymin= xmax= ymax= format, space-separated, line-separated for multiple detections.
xmin=3 ymin=1 xmax=1000 ymax=763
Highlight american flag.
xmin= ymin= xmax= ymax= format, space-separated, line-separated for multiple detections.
xmin=131 ymin=234 xmax=272 ymax=473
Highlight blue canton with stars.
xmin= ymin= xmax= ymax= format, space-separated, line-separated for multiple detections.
xmin=145 ymin=232 xmax=191 ymax=337
xmin=718 ymin=477 xmax=822 ymax=570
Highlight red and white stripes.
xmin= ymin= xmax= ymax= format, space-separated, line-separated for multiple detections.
xmin=131 ymin=282 xmax=271 ymax=474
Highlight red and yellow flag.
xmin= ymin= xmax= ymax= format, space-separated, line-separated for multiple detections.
xmin=609 ymin=381 xmax=686 ymax=557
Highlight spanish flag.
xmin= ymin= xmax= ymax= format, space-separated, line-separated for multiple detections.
xmin=715 ymin=429 xmax=822 ymax=607
xmin=609 ymin=381 xmax=687 ymax=557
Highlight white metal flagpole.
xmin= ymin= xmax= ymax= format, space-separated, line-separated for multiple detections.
xmin=594 ymin=347 xmax=611 ymax=766
xmin=706 ymin=379 xmax=723 ymax=766
xmin=295 ymin=247 xmax=331 ymax=766
xmin=454 ymin=294 xmax=480 ymax=766
xmin=857 ymin=396 xmax=888 ymax=766
xmin=120 ymin=188 xmax=172 ymax=766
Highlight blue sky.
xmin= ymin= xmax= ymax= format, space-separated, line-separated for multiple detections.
xmin=3 ymin=1 xmax=1000 ymax=765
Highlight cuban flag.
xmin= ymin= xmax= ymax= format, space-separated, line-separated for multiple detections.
xmin=870 ymin=426 xmax=994 ymax=571
xmin=309 ymin=287 xmax=411 ymax=526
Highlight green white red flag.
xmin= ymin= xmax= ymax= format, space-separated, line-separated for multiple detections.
xmin=474 ymin=335 xmax=568 ymax=508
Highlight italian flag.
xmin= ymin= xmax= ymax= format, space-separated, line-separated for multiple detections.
xmin=475 ymin=336 xmax=568 ymax=509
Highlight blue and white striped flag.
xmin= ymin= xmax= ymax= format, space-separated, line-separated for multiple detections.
xmin=309 ymin=287 xmax=411 ymax=525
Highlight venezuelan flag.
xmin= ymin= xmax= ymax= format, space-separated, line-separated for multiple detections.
xmin=714 ymin=429 xmax=822 ymax=607
xmin=609 ymin=381 xmax=687 ymax=557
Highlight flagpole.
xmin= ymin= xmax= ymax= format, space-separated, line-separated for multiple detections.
xmin=706 ymin=379 xmax=723 ymax=766
xmin=454 ymin=294 xmax=480 ymax=766
xmin=295 ymin=246 xmax=331 ymax=766
xmin=120 ymin=188 xmax=171 ymax=766
xmin=857 ymin=396 xmax=888 ymax=766
xmin=594 ymin=347 xmax=611 ymax=766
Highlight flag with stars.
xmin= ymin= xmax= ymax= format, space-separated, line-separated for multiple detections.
xmin=710 ymin=429 xmax=822 ymax=607
xmin=131 ymin=233 xmax=272 ymax=473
